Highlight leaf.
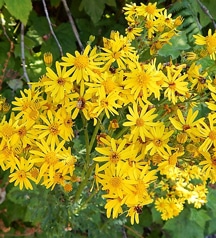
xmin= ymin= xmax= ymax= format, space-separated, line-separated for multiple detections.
xmin=159 ymin=32 xmax=191 ymax=59
xmin=5 ymin=0 xmax=32 ymax=25
xmin=7 ymin=78 xmax=23 ymax=91
xmin=189 ymin=208 xmax=211 ymax=228
xmin=80 ymin=0 xmax=105 ymax=24
xmin=105 ymin=0 xmax=116 ymax=7
xmin=163 ymin=208 xmax=204 ymax=238
xmin=0 ymin=0 xmax=4 ymax=8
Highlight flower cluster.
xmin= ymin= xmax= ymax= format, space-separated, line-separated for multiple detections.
xmin=0 ymin=2 xmax=216 ymax=224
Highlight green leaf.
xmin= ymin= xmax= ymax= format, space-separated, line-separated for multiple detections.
xmin=159 ymin=32 xmax=191 ymax=59
xmin=7 ymin=78 xmax=23 ymax=90
xmin=5 ymin=0 xmax=32 ymax=25
xmin=0 ymin=0 xmax=4 ymax=8
xmin=163 ymin=208 xmax=204 ymax=238
xmin=105 ymin=0 xmax=116 ymax=7
xmin=189 ymin=208 xmax=211 ymax=228
xmin=80 ymin=0 xmax=105 ymax=24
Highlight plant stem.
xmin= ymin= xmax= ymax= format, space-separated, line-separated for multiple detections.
xmin=81 ymin=112 xmax=90 ymax=169
xmin=89 ymin=112 xmax=104 ymax=152
xmin=74 ymin=163 xmax=95 ymax=203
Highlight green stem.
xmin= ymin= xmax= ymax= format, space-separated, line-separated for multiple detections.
xmin=115 ymin=126 xmax=129 ymax=140
xmin=74 ymin=163 xmax=95 ymax=203
xmin=81 ymin=112 xmax=90 ymax=168
xmin=89 ymin=112 xmax=104 ymax=152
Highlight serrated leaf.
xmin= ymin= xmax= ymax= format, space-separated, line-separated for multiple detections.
xmin=0 ymin=0 xmax=4 ymax=8
xmin=80 ymin=0 xmax=105 ymax=24
xmin=189 ymin=208 xmax=211 ymax=228
xmin=5 ymin=0 xmax=32 ymax=25
xmin=159 ymin=32 xmax=191 ymax=59
xmin=163 ymin=208 xmax=204 ymax=238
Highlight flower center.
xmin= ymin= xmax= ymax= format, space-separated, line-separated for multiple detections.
xmin=110 ymin=177 xmax=122 ymax=188
xmin=145 ymin=5 xmax=156 ymax=15
xmin=136 ymin=118 xmax=144 ymax=127
xmin=137 ymin=72 xmax=149 ymax=86
xmin=49 ymin=123 xmax=59 ymax=135
xmin=17 ymin=170 xmax=26 ymax=179
xmin=169 ymin=82 xmax=176 ymax=90
xmin=18 ymin=126 xmax=27 ymax=137
xmin=154 ymin=139 xmax=162 ymax=147
xmin=74 ymin=55 xmax=89 ymax=69
xmin=57 ymin=77 xmax=66 ymax=86
xmin=45 ymin=152 xmax=57 ymax=165
xmin=101 ymin=99 xmax=109 ymax=108
xmin=209 ymin=130 xmax=216 ymax=140
xmin=206 ymin=35 xmax=216 ymax=47
xmin=110 ymin=152 xmax=119 ymax=163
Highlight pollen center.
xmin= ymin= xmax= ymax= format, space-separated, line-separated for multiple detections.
xmin=18 ymin=170 xmax=26 ymax=179
xmin=110 ymin=152 xmax=119 ymax=163
xmin=74 ymin=55 xmax=89 ymax=69
xmin=49 ymin=123 xmax=59 ymax=135
xmin=137 ymin=72 xmax=150 ymax=86
xmin=209 ymin=130 xmax=216 ymax=140
xmin=110 ymin=177 xmax=121 ymax=188
xmin=154 ymin=139 xmax=162 ymax=147
xmin=146 ymin=5 xmax=156 ymax=15
xmin=136 ymin=118 xmax=144 ymax=127
xmin=57 ymin=77 xmax=66 ymax=86
xmin=1 ymin=125 xmax=14 ymax=139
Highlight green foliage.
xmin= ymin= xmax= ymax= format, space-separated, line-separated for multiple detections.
xmin=0 ymin=0 xmax=216 ymax=237
xmin=5 ymin=0 xmax=32 ymax=25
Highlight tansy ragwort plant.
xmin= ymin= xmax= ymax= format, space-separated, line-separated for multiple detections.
xmin=1 ymin=2 xmax=216 ymax=225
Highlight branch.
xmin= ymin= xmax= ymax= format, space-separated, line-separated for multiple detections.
xmin=61 ymin=0 xmax=84 ymax=52
xmin=196 ymin=0 xmax=216 ymax=30
xmin=42 ymin=0 xmax=63 ymax=56
xmin=21 ymin=23 xmax=31 ymax=88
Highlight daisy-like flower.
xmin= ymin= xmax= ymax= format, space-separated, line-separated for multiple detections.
xmin=43 ymin=61 xmax=73 ymax=103
xmin=60 ymin=45 xmax=102 ymax=86
xmin=97 ymin=161 xmax=136 ymax=199
xmin=138 ymin=2 xmax=164 ymax=20
xmin=103 ymin=194 xmax=123 ymax=219
xmin=198 ymin=113 xmax=216 ymax=151
xmin=123 ymin=102 xmax=159 ymax=142
xmin=145 ymin=124 xmax=174 ymax=156
xmin=169 ymin=108 xmax=204 ymax=139
xmin=199 ymin=151 xmax=216 ymax=182
xmin=92 ymin=87 xmax=122 ymax=119
xmin=94 ymin=138 xmax=133 ymax=172
xmin=9 ymin=157 xmax=34 ymax=190
xmin=30 ymin=139 xmax=65 ymax=182
xmin=34 ymin=110 xmax=63 ymax=145
xmin=194 ymin=29 xmax=216 ymax=60
xmin=124 ymin=62 xmax=163 ymax=102
xmin=163 ymin=65 xmax=188 ymax=104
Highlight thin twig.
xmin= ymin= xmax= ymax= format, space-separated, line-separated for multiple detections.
xmin=196 ymin=0 xmax=216 ymax=30
xmin=21 ymin=23 xmax=31 ymax=88
xmin=42 ymin=0 xmax=63 ymax=56
xmin=61 ymin=0 xmax=84 ymax=52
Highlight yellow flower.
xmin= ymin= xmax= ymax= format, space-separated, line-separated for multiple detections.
xmin=169 ymin=108 xmax=204 ymax=139
xmin=30 ymin=139 xmax=65 ymax=182
xmin=145 ymin=124 xmax=174 ymax=156
xmin=92 ymin=87 xmax=122 ymax=119
xmin=60 ymin=45 xmax=102 ymax=87
xmin=198 ymin=113 xmax=216 ymax=151
xmin=103 ymin=194 xmax=123 ymax=219
xmin=194 ymin=29 xmax=216 ymax=59
xmin=44 ymin=61 xmax=73 ymax=103
xmin=94 ymin=138 xmax=133 ymax=172
xmin=123 ymin=102 xmax=159 ymax=142
xmin=124 ymin=63 xmax=162 ymax=102
xmin=9 ymin=157 xmax=34 ymax=190
xmin=97 ymin=162 xmax=136 ymax=199
xmin=163 ymin=65 xmax=188 ymax=104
